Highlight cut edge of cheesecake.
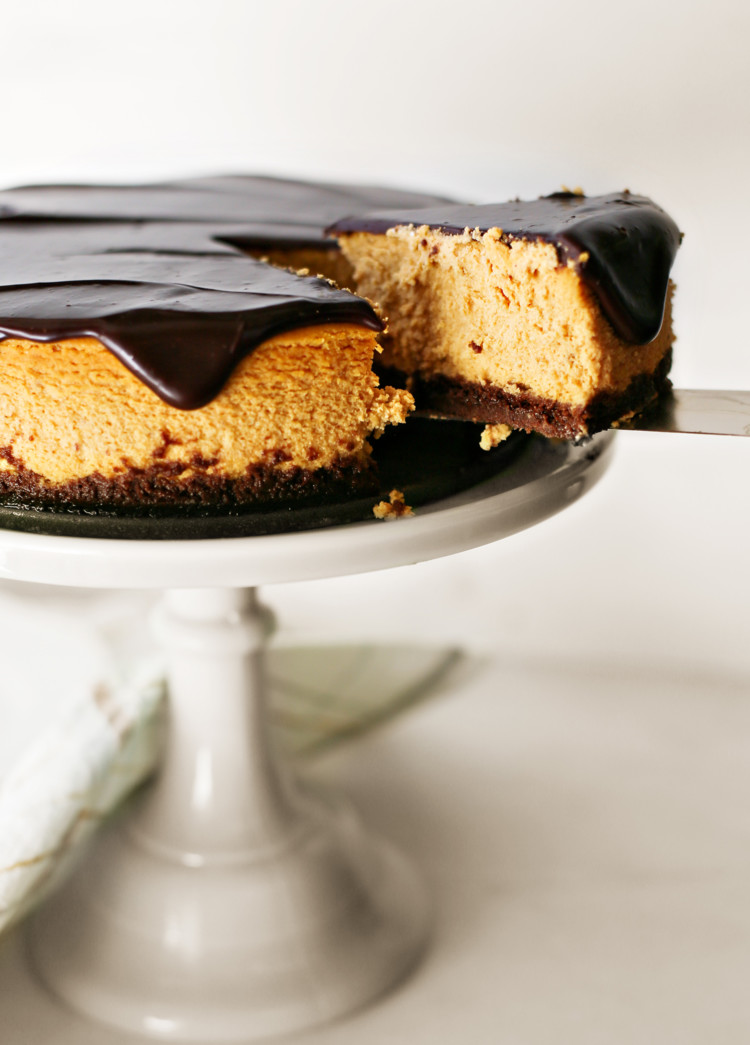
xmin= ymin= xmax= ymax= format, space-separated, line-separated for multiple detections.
xmin=0 ymin=324 xmax=413 ymax=511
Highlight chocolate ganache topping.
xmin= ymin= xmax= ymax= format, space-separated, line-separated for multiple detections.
xmin=0 ymin=175 xmax=453 ymax=409
xmin=331 ymin=191 xmax=682 ymax=344
xmin=0 ymin=175 xmax=455 ymax=249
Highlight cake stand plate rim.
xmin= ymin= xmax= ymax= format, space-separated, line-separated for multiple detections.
xmin=0 ymin=431 xmax=615 ymax=588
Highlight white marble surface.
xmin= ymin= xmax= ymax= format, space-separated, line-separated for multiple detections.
xmin=2 ymin=638 xmax=750 ymax=1043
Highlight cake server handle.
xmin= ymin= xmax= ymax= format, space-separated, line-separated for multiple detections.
xmin=621 ymin=390 xmax=750 ymax=436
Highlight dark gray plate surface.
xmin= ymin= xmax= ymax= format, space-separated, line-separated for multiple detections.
xmin=0 ymin=419 xmax=528 ymax=540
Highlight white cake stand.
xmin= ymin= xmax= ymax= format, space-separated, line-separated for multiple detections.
xmin=0 ymin=431 xmax=614 ymax=1043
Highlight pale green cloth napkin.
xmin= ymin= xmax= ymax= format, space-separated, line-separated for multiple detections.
xmin=0 ymin=587 xmax=459 ymax=936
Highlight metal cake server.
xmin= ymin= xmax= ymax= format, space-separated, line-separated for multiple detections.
xmin=620 ymin=390 xmax=750 ymax=436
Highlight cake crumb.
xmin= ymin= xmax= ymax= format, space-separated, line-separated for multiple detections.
xmin=373 ymin=488 xmax=414 ymax=520
xmin=480 ymin=423 xmax=512 ymax=450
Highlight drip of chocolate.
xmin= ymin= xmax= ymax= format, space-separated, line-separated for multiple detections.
xmin=0 ymin=176 xmax=453 ymax=409
xmin=331 ymin=191 xmax=682 ymax=344
xmin=0 ymin=240 xmax=385 ymax=410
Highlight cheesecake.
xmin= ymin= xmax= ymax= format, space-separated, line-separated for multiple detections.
xmin=0 ymin=178 xmax=680 ymax=512
xmin=0 ymin=325 xmax=411 ymax=509
xmin=0 ymin=177 xmax=455 ymax=510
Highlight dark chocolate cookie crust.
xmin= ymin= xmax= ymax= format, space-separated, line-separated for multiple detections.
xmin=0 ymin=451 xmax=377 ymax=514
xmin=380 ymin=351 xmax=673 ymax=439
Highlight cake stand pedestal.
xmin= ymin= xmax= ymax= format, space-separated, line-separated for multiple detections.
xmin=0 ymin=431 xmax=614 ymax=1042
xmin=30 ymin=586 xmax=426 ymax=1041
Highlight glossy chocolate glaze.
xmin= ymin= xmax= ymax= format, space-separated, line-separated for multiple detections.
xmin=0 ymin=174 xmax=454 ymax=248
xmin=0 ymin=176 xmax=453 ymax=408
xmin=0 ymin=242 xmax=383 ymax=409
xmin=331 ymin=191 xmax=682 ymax=344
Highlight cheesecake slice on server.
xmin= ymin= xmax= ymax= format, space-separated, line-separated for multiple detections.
xmin=331 ymin=191 xmax=681 ymax=439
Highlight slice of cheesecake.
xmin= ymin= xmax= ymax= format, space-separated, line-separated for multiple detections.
xmin=332 ymin=191 xmax=681 ymax=439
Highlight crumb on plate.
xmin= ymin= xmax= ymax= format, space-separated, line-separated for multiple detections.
xmin=479 ymin=423 xmax=513 ymax=450
xmin=373 ymin=488 xmax=414 ymax=520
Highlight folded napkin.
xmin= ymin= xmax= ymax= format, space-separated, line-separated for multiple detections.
xmin=0 ymin=586 xmax=459 ymax=936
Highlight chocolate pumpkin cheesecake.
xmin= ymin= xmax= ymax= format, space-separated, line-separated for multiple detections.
xmin=0 ymin=177 xmax=680 ymax=512
xmin=0 ymin=177 xmax=457 ymax=510
xmin=332 ymin=191 xmax=681 ymax=439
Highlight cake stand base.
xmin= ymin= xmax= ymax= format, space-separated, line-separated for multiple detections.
xmin=11 ymin=432 xmax=614 ymax=1042
xmin=28 ymin=588 xmax=429 ymax=1042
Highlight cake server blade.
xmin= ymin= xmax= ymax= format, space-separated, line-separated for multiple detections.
xmin=621 ymin=390 xmax=750 ymax=436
